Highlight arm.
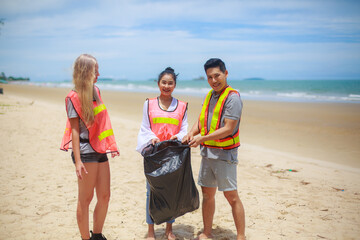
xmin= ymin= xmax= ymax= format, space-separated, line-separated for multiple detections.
xmin=188 ymin=118 xmax=238 ymax=147
xmin=69 ymin=117 xmax=88 ymax=180
xmin=181 ymin=118 xmax=200 ymax=144
xmin=136 ymin=100 xmax=159 ymax=153
xmin=171 ymin=109 xmax=189 ymax=141
xmin=188 ymin=92 xmax=242 ymax=147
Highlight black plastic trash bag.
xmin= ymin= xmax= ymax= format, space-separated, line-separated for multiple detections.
xmin=142 ymin=140 xmax=199 ymax=224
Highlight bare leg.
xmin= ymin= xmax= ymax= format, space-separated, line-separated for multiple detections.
xmin=196 ymin=186 xmax=216 ymax=239
xmin=77 ymin=163 xmax=98 ymax=239
xmin=147 ymin=224 xmax=155 ymax=240
xmin=165 ymin=222 xmax=176 ymax=240
xmin=93 ymin=161 xmax=111 ymax=234
xmin=223 ymin=190 xmax=245 ymax=240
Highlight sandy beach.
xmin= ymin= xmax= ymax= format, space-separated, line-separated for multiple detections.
xmin=0 ymin=83 xmax=360 ymax=239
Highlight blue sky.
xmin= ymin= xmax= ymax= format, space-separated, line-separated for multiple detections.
xmin=0 ymin=0 xmax=359 ymax=81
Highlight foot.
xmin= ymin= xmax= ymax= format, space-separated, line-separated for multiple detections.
xmin=237 ymin=236 xmax=246 ymax=240
xmin=194 ymin=232 xmax=213 ymax=240
xmin=166 ymin=231 xmax=176 ymax=240
xmin=90 ymin=231 xmax=107 ymax=240
xmin=147 ymin=224 xmax=155 ymax=240
xmin=146 ymin=231 xmax=155 ymax=240
xmin=146 ymin=233 xmax=155 ymax=240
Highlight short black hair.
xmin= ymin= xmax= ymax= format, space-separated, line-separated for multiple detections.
xmin=204 ymin=58 xmax=226 ymax=73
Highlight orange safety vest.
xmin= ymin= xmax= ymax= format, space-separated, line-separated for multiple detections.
xmin=60 ymin=86 xmax=119 ymax=154
xmin=148 ymin=97 xmax=187 ymax=142
xmin=199 ymin=86 xmax=240 ymax=150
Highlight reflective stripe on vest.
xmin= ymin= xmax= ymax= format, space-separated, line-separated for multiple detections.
xmin=93 ymin=104 xmax=106 ymax=116
xmin=98 ymin=129 xmax=114 ymax=141
xmin=148 ymin=97 xmax=187 ymax=142
xmin=152 ymin=117 xmax=179 ymax=126
xmin=204 ymin=131 xmax=240 ymax=149
xmin=199 ymin=92 xmax=212 ymax=136
xmin=199 ymin=86 xmax=240 ymax=149
xmin=93 ymin=104 xmax=113 ymax=142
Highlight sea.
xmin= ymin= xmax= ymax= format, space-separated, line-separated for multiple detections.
xmin=24 ymin=79 xmax=360 ymax=103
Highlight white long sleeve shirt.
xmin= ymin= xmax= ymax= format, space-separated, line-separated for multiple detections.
xmin=136 ymin=98 xmax=188 ymax=153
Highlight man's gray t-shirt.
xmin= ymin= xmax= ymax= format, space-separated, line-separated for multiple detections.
xmin=66 ymin=100 xmax=95 ymax=153
xmin=200 ymin=91 xmax=243 ymax=163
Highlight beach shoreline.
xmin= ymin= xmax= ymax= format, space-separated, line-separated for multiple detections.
xmin=1 ymin=83 xmax=360 ymax=239
xmin=2 ymin=83 xmax=360 ymax=168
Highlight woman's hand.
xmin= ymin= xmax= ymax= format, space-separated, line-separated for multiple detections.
xmin=111 ymin=151 xmax=120 ymax=158
xmin=170 ymin=135 xmax=178 ymax=140
xmin=75 ymin=161 xmax=88 ymax=180
xmin=151 ymin=138 xmax=160 ymax=145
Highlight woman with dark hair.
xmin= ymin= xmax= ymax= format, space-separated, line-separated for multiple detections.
xmin=136 ymin=67 xmax=188 ymax=240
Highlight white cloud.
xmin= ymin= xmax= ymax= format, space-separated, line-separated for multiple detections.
xmin=0 ymin=0 xmax=70 ymax=15
xmin=0 ymin=0 xmax=359 ymax=80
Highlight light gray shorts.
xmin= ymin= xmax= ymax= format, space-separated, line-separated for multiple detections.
xmin=198 ymin=156 xmax=237 ymax=191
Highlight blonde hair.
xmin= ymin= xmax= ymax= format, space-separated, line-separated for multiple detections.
xmin=72 ymin=54 xmax=99 ymax=125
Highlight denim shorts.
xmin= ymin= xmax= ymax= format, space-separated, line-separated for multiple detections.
xmin=71 ymin=151 xmax=108 ymax=164
xmin=198 ymin=156 xmax=237 ymax=191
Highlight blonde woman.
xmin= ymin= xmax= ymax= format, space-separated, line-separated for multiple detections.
xmin=61 ymin=54 xmax=119 ymax=240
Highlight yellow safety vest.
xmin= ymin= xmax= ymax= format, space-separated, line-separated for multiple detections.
xmin=199 ymin=86 xmax=240 ymax=149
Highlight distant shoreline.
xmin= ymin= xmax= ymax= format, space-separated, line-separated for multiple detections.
xmin=0 ymin=72 xmax=30 ymax=82
xmin=4 ymin=79 xmax=360 ymax=104
xmin=243 ymin=77 xmax=265 ymax=81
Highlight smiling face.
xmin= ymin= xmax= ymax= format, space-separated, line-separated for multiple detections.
xmin=158 ymin=73 xmax=176 ymax=97
xmin=206 ymin=66 xmax=228 ymax=94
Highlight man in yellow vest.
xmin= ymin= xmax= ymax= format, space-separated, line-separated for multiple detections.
xmin=182 ymin=58 xmax=245 ymax=240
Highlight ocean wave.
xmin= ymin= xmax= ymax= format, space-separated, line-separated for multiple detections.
xmin=348 ymin=94 xmax=360 ymax=98
xmin=174 ymin=87 xmax=211 ymax=96
xmin=13 ymin=80 xmax=360 ymax=103
xmin=274 ymin=91 xmax=360 ymax=102
xmin=277 ymin=92 xmax=318 ymax=99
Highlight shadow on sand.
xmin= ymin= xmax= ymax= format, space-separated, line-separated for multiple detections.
xmin=145 ymin=224 xmax=237 ymax=239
